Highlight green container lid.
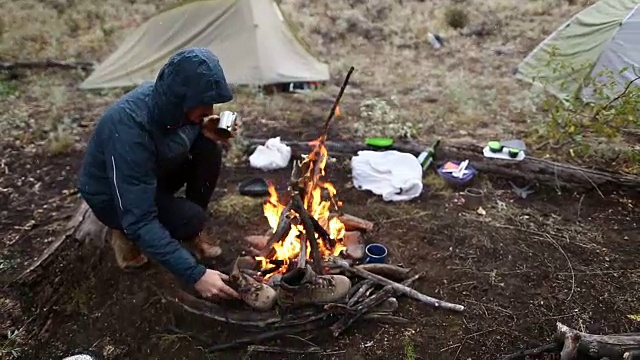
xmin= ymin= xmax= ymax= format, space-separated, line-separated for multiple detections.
xmin=365 ymin=137 xmax=394 ymax=148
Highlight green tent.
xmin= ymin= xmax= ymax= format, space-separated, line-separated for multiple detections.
xmin=80 ymin=0 xmax=330 ymax=89
xmin=515 ymin=0 xmax=640 ymax=102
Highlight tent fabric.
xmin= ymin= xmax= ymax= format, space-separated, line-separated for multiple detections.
xmin=80 ymin=0 xmax=330 ymax=89
xmin=514 ymin=0 xmax=640 ymax=102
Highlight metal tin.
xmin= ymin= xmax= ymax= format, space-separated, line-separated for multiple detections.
xmin=215 ymin=110 xmax=238 ymax=139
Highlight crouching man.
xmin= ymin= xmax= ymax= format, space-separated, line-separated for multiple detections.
xmin=77 ymin=47 xmax=241 ymax=301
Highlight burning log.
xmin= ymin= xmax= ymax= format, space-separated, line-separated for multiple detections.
xmin=257 ymin=204 xmax=293 ymax=257
xmin=330 ymin=257 xmax=465 ymax=312
xmin=296 ymin=233 xmax=307 ymax=269
xmin=308 ymin=215 xmax=336 ymax=248
xmin=291 ymin=194 xmax=324 ymax=274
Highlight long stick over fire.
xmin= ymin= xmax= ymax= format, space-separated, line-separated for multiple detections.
xmin=302 ymin=66 xmax=356 ymax=207
xmin=321 ymin=66 xmax=355 ymax=142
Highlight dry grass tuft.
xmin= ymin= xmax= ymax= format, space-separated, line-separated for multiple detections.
xmin=423 ymin=172 xmax=453 ymax=194
xmin=444 ymin=6 xmax=469 ymax=29
xmin=211 ymin=194 xmax=264 ymax=220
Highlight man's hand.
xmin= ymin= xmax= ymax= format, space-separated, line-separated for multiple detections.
xmin=194 ymin=269 xmax=241 ymax=300
xmin=201 ymin=115 xmax=239 ymax=151
xmin=243 ymin=235 xmax=268 ymax=256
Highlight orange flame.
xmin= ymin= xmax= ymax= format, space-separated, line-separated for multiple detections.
xmin=256 ymin=137 xmax=346 ymax=278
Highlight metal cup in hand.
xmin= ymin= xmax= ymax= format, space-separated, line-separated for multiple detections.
xmin=214 ymin=111 xmax=238 ymax=139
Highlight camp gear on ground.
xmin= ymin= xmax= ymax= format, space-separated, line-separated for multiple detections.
xmin=437 ymin=160 xmax=477 ymax=187
xmin=483 ymin=141 xmax=526 ymax=161
xmin=79 ymin=0 xmax=330 ymax=89
xmin=365 ymin=137 xmax=394 ymax=148
xmin=416 ymin=138 xmax=441 ymax=171
xmin=351 ymin=150 xmax=423 ymax=202
xmin=364 ymin=244 xmax=388 ymax=264
xmin=238 ymin=177 xmax=270 ymax=197
xmin=514 ymin=0 xmax=640 ymax=103
xmin=500 ymin=139 xmax=527 ymax=151
xmin=249 ymin=137 xmax=292 ymax=171
xmin=510 ymin=182 xmax=535 ymax=199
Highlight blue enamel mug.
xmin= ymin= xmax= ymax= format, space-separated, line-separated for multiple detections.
xmin=364 ymin=243 xmax=388 ymax=264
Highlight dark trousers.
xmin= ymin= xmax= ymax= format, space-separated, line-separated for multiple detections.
xmin=94 ymin=134 xmax=222 ymax=241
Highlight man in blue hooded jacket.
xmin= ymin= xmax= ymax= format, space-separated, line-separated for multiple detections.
xmin=78 ymin=48 xmax=242 ymax=300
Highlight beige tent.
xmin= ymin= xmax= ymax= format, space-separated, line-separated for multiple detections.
xmin=79 ymin=0 xmax=330 ymax=89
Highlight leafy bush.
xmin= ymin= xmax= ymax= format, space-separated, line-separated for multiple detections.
xmin=528 ymin=46 xmax=640 ymax=173
xmin=354 ymin=97 xmax=420 ymax=139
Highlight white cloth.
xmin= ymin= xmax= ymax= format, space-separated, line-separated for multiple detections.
xmin=351 ymin=150 xmax=423 ymax=201
xmin=249 ymin=137 xmax=292 ymax=171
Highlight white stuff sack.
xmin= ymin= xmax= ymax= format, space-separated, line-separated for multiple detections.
xmin=351 ymin=150 xmax=423 ymax=202
xmin=249 ymin=137 xmax=292 ymax=171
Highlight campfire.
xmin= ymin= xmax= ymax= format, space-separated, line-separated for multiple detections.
xmin=255 ymin=137 xmax=348 ymax=280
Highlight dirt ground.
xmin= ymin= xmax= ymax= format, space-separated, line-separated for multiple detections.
xmin=1 ymin=122 xmax=639 ymax=359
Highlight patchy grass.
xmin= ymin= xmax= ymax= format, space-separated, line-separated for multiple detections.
xmin=210 ymin=194 xmax=264 ymax=221
xmin=423 ymin=171 xmax=452 ymax=194
xmin=403 ymin=336 xmax=417 ymax=360
xmin=0 ymin=329 xmax=25 ymax=360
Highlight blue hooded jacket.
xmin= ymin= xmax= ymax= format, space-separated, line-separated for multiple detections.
xmin=78 ymin=48 xmax=233 ymax=285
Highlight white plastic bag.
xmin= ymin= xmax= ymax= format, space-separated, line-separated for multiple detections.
xmin=351 ymin=150 xmax=423 ymax=201
xmin=249 ymin=137 xmax=292 ymax=171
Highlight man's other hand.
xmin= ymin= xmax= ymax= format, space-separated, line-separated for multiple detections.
xmin=194 ymin=269 xmax=241 ymax=300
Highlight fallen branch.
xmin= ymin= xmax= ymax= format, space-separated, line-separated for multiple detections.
xmin=331 ymin=258 xmax=465 ymax=312
xmin=246 ymin=345 xmax=323 ymax=354
xmin=246 ymin=139 xmax=640 ymax=190
xmin=0 ymin=59 xmax=94 ymax=71
xmin=14 ymin=201 xmax=108 ymax=283
xmin=355 ymin=264 xmax=413 ymax=281
xmin=505 ymin=322 xmax=640 ymax=360
xmin=208 ymin=320 xmax=328 ymax=352
xmin=347 ymin=279 xmax=376 ymax=307
xmin=362 ymin=313 xmax=410 ymax=324
xmin=501 ymin=342 xmax=561 ymax=360
xmin=167 ymin=289 xmax=281 ymax=327
xmin=626 ymin=350 xmax=640 ymax=360
xmin=346 ymin=279 xmax=371 ymax=299
xmin=557 ymin=322 xmax=640 ymax=359
xmin=331 ymin=273 xmax=421 ymax=337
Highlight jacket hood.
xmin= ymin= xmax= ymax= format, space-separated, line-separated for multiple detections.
xmin=151 ymin=47 xmax=233 ymax=128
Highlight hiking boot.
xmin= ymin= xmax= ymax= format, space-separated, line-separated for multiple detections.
xmin=230 ymin=259 xmax=277 ymax=311
xmin=186 ymin=230 xmax=222 ymax=261
xmin=110 ymin=230 xmax=148 ymax=271
xmin=278 ymin=265 xmax=351 ymax=306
